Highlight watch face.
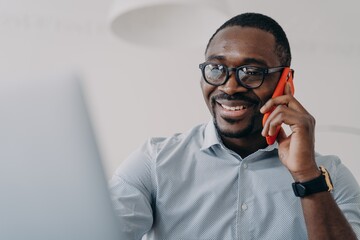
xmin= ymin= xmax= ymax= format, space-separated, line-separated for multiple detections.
xmin=292 ymin=183 xmax=307 ymax=197
xmin=297 ymin=184 xmax=307 ymax=197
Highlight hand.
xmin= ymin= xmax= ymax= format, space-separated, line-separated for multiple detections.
xmin=260 ymin=83 xmax=320 ymax=181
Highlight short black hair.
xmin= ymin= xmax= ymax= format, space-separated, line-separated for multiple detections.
xmin=205 ymin=13 xmax=291 ymax=66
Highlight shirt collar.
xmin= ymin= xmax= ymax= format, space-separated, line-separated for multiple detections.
xmin=201 ymin=120 xmax=222 ymax=150
xmin=201 ymin=119 xmax=278 ymax=153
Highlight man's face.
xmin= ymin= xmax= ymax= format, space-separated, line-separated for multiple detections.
xmin=201 ymin=26 xmax=282 ymax=139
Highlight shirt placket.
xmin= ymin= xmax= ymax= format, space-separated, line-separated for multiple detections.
xmin=236 ymin=158 xmax=255 ymax=240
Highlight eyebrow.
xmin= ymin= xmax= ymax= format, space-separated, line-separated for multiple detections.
xmin=206 ymin=55 xmax=225 ymax=62
xmin=242 ymin=58 xmax=268 ymax=66
xmin=205 ymin=55 xmax=269 ymax=67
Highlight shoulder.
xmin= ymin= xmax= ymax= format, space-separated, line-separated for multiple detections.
xmin=315 ymin=153 xmax=348 ymax=182
xmin=315 ymin=153 xmax=341 ymax=170
xmin=115 ymin=123 xmax=207 ymax=175
xmin=111 ymin=123 xmax=207 ymax=193
xmin=143 ymin=123 xmax=208 ymax=159
xmin=315 ymin=153 xmax=360 ymax=201
xmin=314 ymin=153 xmax=353 ymax=179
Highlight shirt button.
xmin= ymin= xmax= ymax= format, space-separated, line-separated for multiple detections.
xmin=243 ymin=163 xmax=248 ymax=169
xmin=241 ymin=203 xmax=248 ymax=211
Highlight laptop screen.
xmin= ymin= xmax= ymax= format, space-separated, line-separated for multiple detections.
xmin=0 ymin=73 xmax=121 ymax=240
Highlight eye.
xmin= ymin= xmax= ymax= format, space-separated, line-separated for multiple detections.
xmin=205 ymin=64 xmax=226 ymax=79
xmin=241 ymin=66 xmax=263 ymax=75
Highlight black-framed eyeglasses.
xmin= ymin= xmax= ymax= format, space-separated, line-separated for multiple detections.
xmin=199 ymin=62 xmax=286 ymax=89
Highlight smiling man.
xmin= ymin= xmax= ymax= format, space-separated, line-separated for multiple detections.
xmin=110 ymin=13 xmax=360 ymax=239
xmin=201 ymin=26 xmax=283 ymax=157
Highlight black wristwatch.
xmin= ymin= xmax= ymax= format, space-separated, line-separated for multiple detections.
xmin=292 ymin=166 xmax=334 ymax=198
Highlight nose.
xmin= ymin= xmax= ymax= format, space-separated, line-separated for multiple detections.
xmin=218 ymin=73 xmax=248 ymax=95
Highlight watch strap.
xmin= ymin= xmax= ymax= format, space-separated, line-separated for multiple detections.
xmin=292 ymin=166 xmax=333 ymax=197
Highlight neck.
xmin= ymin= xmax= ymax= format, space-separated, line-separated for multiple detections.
xmin=220 ymin=132 xmax=268 ymax=158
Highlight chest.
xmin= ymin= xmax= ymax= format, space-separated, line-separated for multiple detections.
xmin=148 ymin=151 xmax=307 ymax=239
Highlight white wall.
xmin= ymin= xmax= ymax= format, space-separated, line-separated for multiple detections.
xmin=1 ymin=0 xmax=359 ymax=180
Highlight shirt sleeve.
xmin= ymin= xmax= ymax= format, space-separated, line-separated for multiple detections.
xmin=109 ymin=140 xmax=156 ymax=240
xmin=330 ymin=157 xmax=360 ymax=237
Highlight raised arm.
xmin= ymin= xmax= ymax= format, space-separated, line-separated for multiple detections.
xmin=261 ymin=83 xmax=359 ymax=239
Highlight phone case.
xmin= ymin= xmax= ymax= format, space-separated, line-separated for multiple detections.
xmin=262 ymin=67 xmax=295 ymax=145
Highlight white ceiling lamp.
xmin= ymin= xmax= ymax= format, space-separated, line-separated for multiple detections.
xmin=108 ymin=0 xmax=229 ymax=47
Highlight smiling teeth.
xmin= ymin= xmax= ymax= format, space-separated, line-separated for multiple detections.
xmin=221 ymin=104 xmax=246 ymax=111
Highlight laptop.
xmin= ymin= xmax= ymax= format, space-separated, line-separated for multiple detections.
xmin=0 ymin=73 xmax=121 ymax=240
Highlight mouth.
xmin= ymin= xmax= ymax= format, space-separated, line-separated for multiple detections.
xmin=220 ymin=104 xmax=247 ymax=111
xmin=215 ymin=100 xmax=255 ymax=119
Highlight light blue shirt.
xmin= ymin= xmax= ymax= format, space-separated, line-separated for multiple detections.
xmin=110 ymin=121 xmax=360 ymax=239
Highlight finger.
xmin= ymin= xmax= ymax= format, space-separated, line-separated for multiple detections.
xmin=277 ymin=126 xmax=287 ymax=143
xmin=262 ymin=106 xmax=285 ymax=137
xmin=276 ymin=127 xmax=290 ymax=162
xmin=262 ymin=105 xmax=299 ymax=136
xmin=284 ymin=82 xmax=292 ymax=96
xmin=262 ymin=105 xmax=284 ymax=137
xmin=260 ymin=95 xmax=291 ymax=114
xmin=261 ymin=94 xmax=307 ymax=115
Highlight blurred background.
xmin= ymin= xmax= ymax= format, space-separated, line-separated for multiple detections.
xmin=0 ymin=0 xmax=359 ymax=180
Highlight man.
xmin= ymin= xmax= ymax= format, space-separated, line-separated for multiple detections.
xmin=110 ymin=13 xmax=360 ymax=239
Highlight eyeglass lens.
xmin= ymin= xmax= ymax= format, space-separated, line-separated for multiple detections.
xmin=203 ymin=63 xmax=264 ymax=88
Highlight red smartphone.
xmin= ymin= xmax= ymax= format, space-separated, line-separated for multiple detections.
xmin=262 ymin=67 xmax=295 ymax=145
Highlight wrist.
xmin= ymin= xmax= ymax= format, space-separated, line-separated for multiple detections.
xmin=290 ymin=166 xmax=321 ymax=182
xmin=292 ymin=166 xmax=334 ymax=198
